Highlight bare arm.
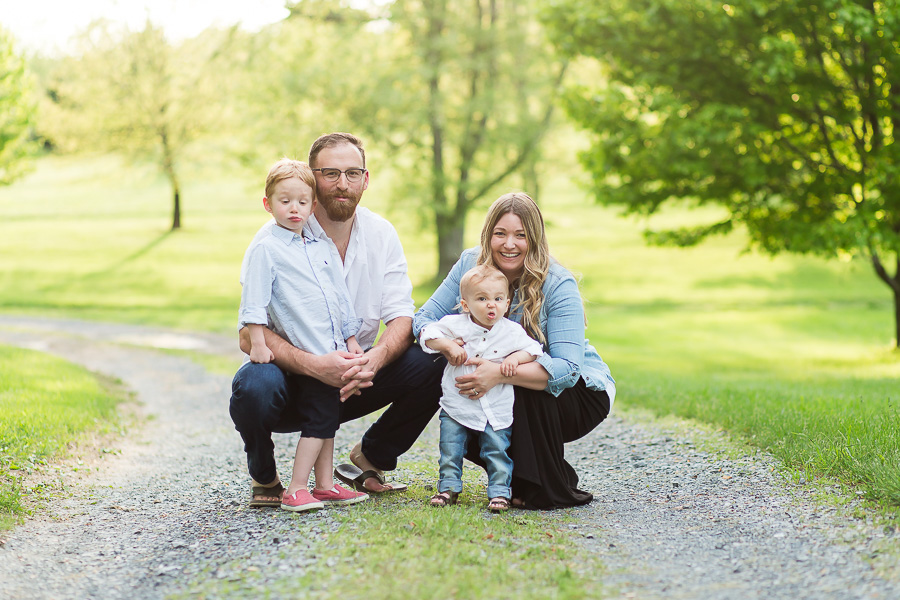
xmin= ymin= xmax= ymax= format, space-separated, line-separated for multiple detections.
xmin=329 ymin=316 xmax=414 ymax=401
xmin=499 ymin=349 xmax=536 ymax=377
xmin=424 ymin=336 xmax=467 ymax=366
xmin=455 ymin=358 xmax=549 ymax=399
xmin=508 ymin=349 xmax=537 ymax=366
xmin=247 ymin=324 xmax=274 ymax=364
xmin=355 ymin=316 xmax=414 ymax=377
xmin=346 ymin=335 xmax=363 ymax=355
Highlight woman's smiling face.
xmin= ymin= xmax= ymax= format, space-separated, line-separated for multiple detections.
xmin=490 ymin=212 xmax=528 ymax=280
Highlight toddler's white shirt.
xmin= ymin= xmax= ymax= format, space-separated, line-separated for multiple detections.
xmin=421 ymin=314 xmax=543 ymax=431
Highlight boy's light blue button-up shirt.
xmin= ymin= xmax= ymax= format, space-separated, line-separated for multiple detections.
xmin=239 ymin=224 xmax=361 ymax=355
xmin=414 ymin=248 xmax=616 ymax=405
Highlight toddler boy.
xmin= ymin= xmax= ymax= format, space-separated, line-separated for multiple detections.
xmin=420 ymin=264 xmax=543 ymax=512
xmin=239 ymin=158 xmax=367 ymax=512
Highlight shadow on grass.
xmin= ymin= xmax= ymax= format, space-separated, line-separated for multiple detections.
xmin=82 ymin=230 xmax=175 ymax=280
xmin=693 ymin=260 xmax=884 ymax=298
xmin=34 ymin=230 xmax=175 ymax=295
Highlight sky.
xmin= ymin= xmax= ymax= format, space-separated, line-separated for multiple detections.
xmin=0 ymin=0 xmax=291 ymax=55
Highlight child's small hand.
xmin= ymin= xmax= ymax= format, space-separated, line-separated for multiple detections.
xmin=500 ymin=358 xmax=518 ymax=377
xmin=346 ymin=336 xmax=364 ymax=355
xmin=250 ymin=345 xmax=274 ymax=364
xmin=443 ymin=344 xmax=468 ymax=367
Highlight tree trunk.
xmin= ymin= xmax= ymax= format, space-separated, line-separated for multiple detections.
xmin=171 ymin=187 xmax=181 ymax=230
xmin=159 ymin=128 xmax=181 ymax=230
xmin=871 ymin=252 xmax=900 ymax=349
xmin=893 ymin=284 xmax=900 ymax=350
xmin=521 ymin=158 xmax=540 ymax=203
xmin=895 ymin=257 xmax=900 ymax=350
xmin=436 ymin=212 xmax=465 ymax=280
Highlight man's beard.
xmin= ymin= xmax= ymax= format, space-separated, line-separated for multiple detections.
xmin=318 ymin=191 xmax=360 ymax=222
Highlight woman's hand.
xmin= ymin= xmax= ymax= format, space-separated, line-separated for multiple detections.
xmin=455 ymin=357 xmax=503 ymax=400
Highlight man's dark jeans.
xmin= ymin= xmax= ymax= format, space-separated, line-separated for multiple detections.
xmin=229 ymin=344 xmax=444 ymax=485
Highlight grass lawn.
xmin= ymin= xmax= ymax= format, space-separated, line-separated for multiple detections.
xmin=0 ymin=344 xmax=124 ymax=530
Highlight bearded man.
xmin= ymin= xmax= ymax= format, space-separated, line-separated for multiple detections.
xmin=230 ymin=133 xmax=443 ymax=507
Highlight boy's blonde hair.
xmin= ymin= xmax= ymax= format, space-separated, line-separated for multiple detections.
xmin=459 ymin=264 xmax=508 ymax=299
xmin=265 ymin=158 xmax=316 ymax=199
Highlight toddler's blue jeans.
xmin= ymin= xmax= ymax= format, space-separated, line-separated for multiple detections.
xmin=438 ymin=410 xmax=512 ymax=500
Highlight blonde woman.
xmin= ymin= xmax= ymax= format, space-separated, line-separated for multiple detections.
xmin=414 ymin=192 xmax=616 ymax=509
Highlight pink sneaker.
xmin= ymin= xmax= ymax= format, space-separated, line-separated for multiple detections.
xmin=312 ymin=483 xmax=369 ymax=505
xmin=281 ymin=488 xmax=324 ymax=512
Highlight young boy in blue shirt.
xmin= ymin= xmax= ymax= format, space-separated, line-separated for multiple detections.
xmin=239 ymin=158 xmax=368 ymax=512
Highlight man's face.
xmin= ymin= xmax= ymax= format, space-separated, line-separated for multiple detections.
xmin=312 ymin=143 xmax=368 ymax=222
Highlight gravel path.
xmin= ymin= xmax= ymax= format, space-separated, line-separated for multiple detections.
xmin=0 ymin=316 xmax=897 ymax=599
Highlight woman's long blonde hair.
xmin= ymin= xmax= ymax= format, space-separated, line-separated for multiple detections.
xmin=477 ymin=192 xmax=550 ymax=345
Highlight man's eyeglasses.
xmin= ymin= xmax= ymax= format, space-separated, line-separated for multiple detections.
xmin=312 ymin=168 xmax=367 ymax=183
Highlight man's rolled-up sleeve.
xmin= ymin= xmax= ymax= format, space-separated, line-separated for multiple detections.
xmin=379 ymin=228 xmax=416 ymax=323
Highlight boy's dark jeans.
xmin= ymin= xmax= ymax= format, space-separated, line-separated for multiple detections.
xmin=229 ymin=344 xmax=444 ymax=486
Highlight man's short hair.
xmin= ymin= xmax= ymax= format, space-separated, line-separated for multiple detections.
xmin=308 ymin=132 xmax=366 ymax=168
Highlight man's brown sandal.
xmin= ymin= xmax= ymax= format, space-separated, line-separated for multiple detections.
xmin=249 ymin=482 xmax=286 ymax=508
xmin=429 ymin=491 xmax=459 ymax=507
xmin=334 ymin=464 xmax=409 ymax=494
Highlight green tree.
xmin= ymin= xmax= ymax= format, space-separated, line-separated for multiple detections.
xmin=41 ymin=21 xmax=228 ymax=230
xmin=380 ymin=0 xmax=567 ymax=277
xmin=0 ymin=27 xmax=38 ymax=185
xmin=221 ymin=1 xmax=382 ymax=171
xmin=243 ymin=0 xmax=567 ymax=278
xmin=546 ymin=0 xmax=900 ymax=346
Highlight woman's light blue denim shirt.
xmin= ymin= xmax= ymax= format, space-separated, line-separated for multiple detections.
xmin=413 ymin=248 xmax=616 ymax=405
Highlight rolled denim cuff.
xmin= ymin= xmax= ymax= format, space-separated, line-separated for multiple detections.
xmin=538 ymin=353 xmax=581 ymax=397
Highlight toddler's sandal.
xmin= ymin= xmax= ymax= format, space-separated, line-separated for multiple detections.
xmin=488 ymin=497 xmax=510 ymax=513
xmin=429 ymin=491 xmax=459 ymax=507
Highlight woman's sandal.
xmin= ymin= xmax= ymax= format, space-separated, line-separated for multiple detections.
xmin=429 ymin=491 xmax=459 ymax=507
xmin=488 ymin=497 xmax=510 ymax=513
